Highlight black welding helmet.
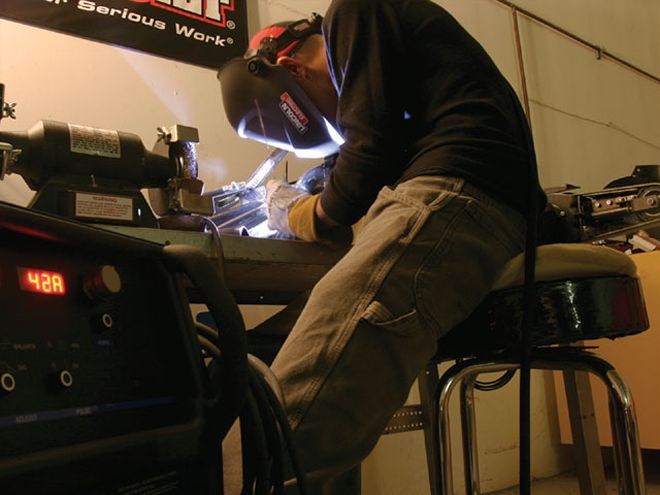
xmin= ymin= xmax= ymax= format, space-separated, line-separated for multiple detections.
xmin=218 ymin=14 xmax=344 ymax=159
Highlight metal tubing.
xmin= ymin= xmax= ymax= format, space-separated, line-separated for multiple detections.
xmin=419 ymin=364 xmax=444 ymax=495
xmin=531 ymin=355 xmax=645 ymax=495
xmin=490 ymin=0 xmax=660 ymax=85
xmin=511 ymin=7 xmax=532 ymax=122
xmin=434 ymin=360 xmax=519 ymax=495
xmin=460 ymin=378 xmax=481 ymax=495
xmin=605 ymin=370 xmax=646 ymax=495
xmin=557 ymin=355 xmax=645 ymax=495
xmin=435 ymin=371 xmax=457 ymax=495
xmin=607 ymin=390 xmax=627 ymax=495
xmin=432 ymin=351 xmax=645 ymax=495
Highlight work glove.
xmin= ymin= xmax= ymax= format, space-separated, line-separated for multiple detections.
xmin=265 ymin=180 xmax=320 ymax=242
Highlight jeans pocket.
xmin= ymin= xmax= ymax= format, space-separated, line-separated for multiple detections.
xmin=463 ymin=195 xmax=525 ymax=256
xmin=360 ymin=300 xmax=419 ymax=337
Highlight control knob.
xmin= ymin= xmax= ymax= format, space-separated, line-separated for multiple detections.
xmin=83 ymin=265 xmax=121 ymax=300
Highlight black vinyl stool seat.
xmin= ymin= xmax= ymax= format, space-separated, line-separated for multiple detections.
xmin=415 ymin=243 xmax=650 ymax=495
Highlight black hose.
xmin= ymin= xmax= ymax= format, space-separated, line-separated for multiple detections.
xmin=249 ymin=364 xmax=309 ymax=495
xmin=240 ymin=389 xmax=270 ymax=495
xmin=197 ymin=335 xmax=272 ymax=495
xmin=247 ymin=369 xmax=286 ymax=495
xmin=163 ymin=244 xmax=248 ymax=441
xmin=197 ymin=321 xmax=223 ymax=347
xmin=518 ymin=114 xmax=540 ymax=495
xmin=198 ymin=322 xmax=308 ymax=494
xmin=474 ymin=369 xmax=517 ymax=392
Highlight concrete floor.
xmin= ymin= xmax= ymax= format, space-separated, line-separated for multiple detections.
xmin=489 ymin=450 xmax=660 ymax=495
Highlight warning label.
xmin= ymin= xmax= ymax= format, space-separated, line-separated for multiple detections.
xmin=69 ymin=123 xmax=121 ymax=158
xmin=75 ymin=192 xmax=133 ymax=221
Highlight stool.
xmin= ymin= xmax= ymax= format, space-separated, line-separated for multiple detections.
xmin=405 ymin=244 xmax=649 ymax=495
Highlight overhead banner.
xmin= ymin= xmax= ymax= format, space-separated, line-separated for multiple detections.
xmin=0 ymin=0 xmax=248 ymax=70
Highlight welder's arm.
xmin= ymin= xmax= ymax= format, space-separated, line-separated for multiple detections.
xmin=265 ymin=180 xmax=352 ymax=247
xmin=312 ymin=195 xmax=353 ymax=246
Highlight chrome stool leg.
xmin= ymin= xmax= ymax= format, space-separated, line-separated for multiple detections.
xmin=604 ymin=369 xmax=645 ymax=495
xmin=430 ymin=351 xmax=645 ymax=495
xmin=418 ymin=363 xmax=443 ymax=495
xmin=460 ymin=377 xmax=480 ymax=495
xmin=435 ymin=366 xmax=458 ymax=495
xmin=434 ymin=360 xmax=519 ymax=495
xmin=608 ymin=394 xmax=627 ymax=495
xmin=558 ymin=354 xmax=645 ymax=495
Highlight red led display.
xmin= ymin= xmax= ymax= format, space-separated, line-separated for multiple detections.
xmin=17 ymin=267 xmax=67 ymax=295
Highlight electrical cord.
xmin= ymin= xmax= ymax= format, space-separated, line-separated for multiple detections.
xmin=196 ymin=323 xmax=308 ymax=495
xmin=163 ymin=245 xmax=247 ymax=442
xmin=195 ymin=214 xmax=226 ymax=267
xmin=198 ymin=335 xmax=271 ymax=495
xmin=246 ymin=370 xmax=286 ymax=495
xmin=518 ymin=104 xmax=540 ymax=495
xmin=474 ymin=369 xmax=517 ymax=392
xmin=248 ymin=360 xmax=309 ymax=495
xmin=240 ymin=390 xmax=270 ymax=495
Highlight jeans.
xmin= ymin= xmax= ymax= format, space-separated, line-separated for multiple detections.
xmin=267 ymin=175 xmax=526 ymax=493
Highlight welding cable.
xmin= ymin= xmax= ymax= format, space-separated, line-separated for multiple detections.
xmin=473 ymin=368 xmax=517 ymax=392
xmin=198 ymin=324 xmax=288 ymax=494
xmin=195 ymin=214 xmax=226 ymax=263
xmin=163 ymin=244 xmax=248 ymax=441
xmin=247 ymin=355 xmax=285 ymax=420
xmin=198 ymin=322 xmax=307 ymax=495
xmin=517 ymin=108 xmax=540 ymax=495
xmin=247 ymin=368 xmax=286 ymax=495
xmin=248 ymin=361 xmax=309 ymax=495
xmin=197 ymin=334 xmax=267 ymax=494
xmin=239 ymin=388 xmax=271 ymax=495
xmin=196 ymin=321 xmax=224 ymax=349
xmin=185 ymin=330 xmax=227 ymax=492
xmin=239 ymin=360 xmax=282 ymax=495
xmin=197 ymin=334 xmax=272 ymax=495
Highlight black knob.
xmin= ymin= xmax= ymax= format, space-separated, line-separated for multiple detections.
xmin=247 ymin=57 xmax=265 ymax=75
xmin=83 ymin=265 xmax=121 ymax=300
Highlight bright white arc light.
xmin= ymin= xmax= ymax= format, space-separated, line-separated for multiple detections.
xmin=237 ymin=118 xmax=344 ymax=159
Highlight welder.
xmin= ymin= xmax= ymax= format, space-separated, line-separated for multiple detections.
xmin=218 ymin=0 xmax=546 ymax=492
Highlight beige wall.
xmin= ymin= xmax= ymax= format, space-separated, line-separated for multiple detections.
xmin=1 ymin=0 xmax=658 ymax=493
xmin=438 ymin=0 xmax=660 ymax=192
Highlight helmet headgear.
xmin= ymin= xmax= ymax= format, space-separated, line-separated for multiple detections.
xmin=249 ymin=14 xmax=323 ymax=63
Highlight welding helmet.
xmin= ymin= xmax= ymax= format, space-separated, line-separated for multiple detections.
xmin=218 ymin=14 xmax=343 ymax=159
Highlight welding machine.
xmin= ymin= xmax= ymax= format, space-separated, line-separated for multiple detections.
xmin=0 ymin=200 xmax=247 ymax=494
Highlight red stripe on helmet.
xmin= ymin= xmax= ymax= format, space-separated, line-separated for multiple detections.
xmin=249 ymin=25 xmax=301 ymax=60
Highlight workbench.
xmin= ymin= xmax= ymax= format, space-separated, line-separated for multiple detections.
xmin=98 ymin=225 xmax=346 ymax=304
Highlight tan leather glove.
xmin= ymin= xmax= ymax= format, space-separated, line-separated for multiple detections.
xmin=266 ymin=180 xmax=351 ymax=247
xmin=265 ymin=179 xmax=319 ymax=240
xmin=290 ymin=195 xmax=353 ymax=248
xmin=287 ymin=194 xmax=321 ymax=242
